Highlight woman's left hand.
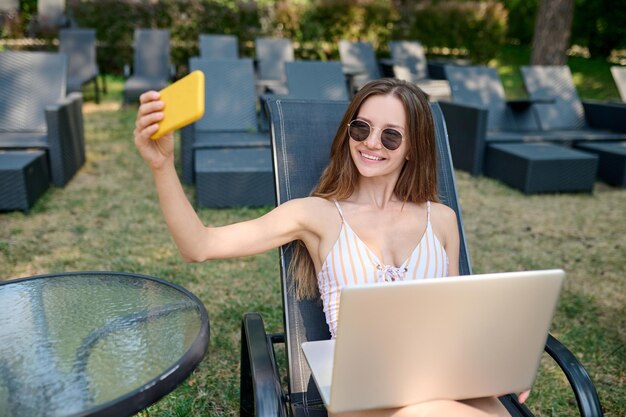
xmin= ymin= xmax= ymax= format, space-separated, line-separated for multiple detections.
xmin=518 ymin=390 xmax=531 ymax=404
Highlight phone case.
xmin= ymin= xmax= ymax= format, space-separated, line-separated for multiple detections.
xmin=151 ymin=70 xmax=205 ymax=140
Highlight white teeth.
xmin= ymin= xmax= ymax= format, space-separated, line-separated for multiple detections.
xmin=361 ymin=152 xmax=383 ymax=161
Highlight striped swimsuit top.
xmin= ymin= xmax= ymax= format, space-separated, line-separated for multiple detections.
xmin=317 ymin=200 xmax=449 ymax=338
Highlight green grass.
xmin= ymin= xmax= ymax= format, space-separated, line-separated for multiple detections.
xmin=494 ymin=44 xmax=622 ymax=100
xmin=1 ymin=49 xmax=624 ymax=416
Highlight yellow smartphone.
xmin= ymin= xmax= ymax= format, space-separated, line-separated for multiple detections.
xmin=151 ymin=70 xmax=205 ymax=140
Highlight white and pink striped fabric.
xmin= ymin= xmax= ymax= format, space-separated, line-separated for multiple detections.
xmin=317 ymin=200 xmax=449 ymax=338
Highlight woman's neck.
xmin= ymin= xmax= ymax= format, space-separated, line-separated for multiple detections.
xmin=350 ymin=177 xmax=401 ymax=209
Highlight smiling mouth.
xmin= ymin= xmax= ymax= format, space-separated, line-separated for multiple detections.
xmin=360 ymin=151 xmax=384 ymax=161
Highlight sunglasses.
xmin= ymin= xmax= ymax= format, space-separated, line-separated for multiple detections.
xmin=347 ymin=119 xmax=404 ymax=151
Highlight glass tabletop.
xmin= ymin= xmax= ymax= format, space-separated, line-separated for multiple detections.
xmin=0 ymin=271 xmax=209 ymax=417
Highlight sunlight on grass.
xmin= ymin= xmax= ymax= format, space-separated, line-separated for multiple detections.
xmin=492 ymin=45 xmax=530 ymax=98
xmin=494 ymin=44 xmax=622 ymax=100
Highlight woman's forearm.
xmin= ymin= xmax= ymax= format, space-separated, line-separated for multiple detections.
xmin=151 ymin=161 xmax=209 ymax=262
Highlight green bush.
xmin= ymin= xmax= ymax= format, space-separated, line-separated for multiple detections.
xmin=503 ymin=0 xmax=626 ymax=59
xmin=501 ymin=0 xmax=538 ymax=45
xmin=68 ymin=0 xmax=261 ymax=76
xmin=0 ymin=13 xmax=22 ymax=40
xmin=296 ymin=1 xmax=398 ymax=60
xmin=12 ymin=0 xmax=508 ymax=73
xmin=1 ymin=0 xmax=35 ymax=39
xmin=68 ymin=0 xmax=136 ymax=75
xmin=394 ymin=1 xmax=508 ymax=64
xmin=571 ymin=0 xmax=626 ymax=58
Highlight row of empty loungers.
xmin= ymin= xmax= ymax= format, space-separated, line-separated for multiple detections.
xmin=441 ymin=65 xmax=626 ymax=194
xmin=182 ymin=54 xmax=356 ymax=208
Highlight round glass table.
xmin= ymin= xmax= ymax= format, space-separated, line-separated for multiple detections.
xmin=0 ymin=271 xmax=209 ymax=417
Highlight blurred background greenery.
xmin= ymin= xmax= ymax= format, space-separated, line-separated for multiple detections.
xmin=2 ymin=0 xmax=625 ymax=78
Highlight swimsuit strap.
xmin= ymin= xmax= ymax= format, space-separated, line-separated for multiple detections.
xmin=333 ymin=200 xmax=345 ymax=222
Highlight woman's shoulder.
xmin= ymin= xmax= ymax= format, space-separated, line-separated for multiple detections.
xmin=278 ymin=196 xmax=337 ymax=219
xmin=429 ymin=201 xmax=457 ymax=225
xmin=278 ymin=196 xmax=340 ymax=236
xmin=281 ymin=196 xmax=335 ymax=209
xmin=428 ymin=201 xmax=460 ymax=257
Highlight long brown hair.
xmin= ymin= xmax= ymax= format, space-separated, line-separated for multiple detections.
xmin=290 ymin=78 xmax=439 ymax=299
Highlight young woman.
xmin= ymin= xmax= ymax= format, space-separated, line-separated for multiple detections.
xmin=134 ymin=78 xmax=525 ymax=416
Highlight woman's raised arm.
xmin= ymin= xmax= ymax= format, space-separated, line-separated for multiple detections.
xmin=133 ymin=91 xmax=315 ymax=263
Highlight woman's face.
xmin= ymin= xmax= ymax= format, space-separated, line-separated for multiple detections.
xmin=348 ymin=94 xmax=409 ymax=181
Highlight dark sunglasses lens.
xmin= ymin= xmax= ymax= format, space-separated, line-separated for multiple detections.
xmin=349 ymin=120 xmax=371 ymax=141
xmin=381 ymin=129 xmax=403 ymax=150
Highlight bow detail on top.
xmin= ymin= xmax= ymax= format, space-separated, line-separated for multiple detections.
xmin=376 ymin=264 xmax=408 ymax=282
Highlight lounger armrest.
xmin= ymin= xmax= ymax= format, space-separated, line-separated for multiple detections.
xmin=497 ymin=394 xmax=532 ymax=416
xmin=582 ymin=100 xmax=626 ymax=132
xmin=506 ymin=98 xmax=554 ymax=112
xmin=545 ymin=334 xmax=603 ymax=417
xmin=240 ymin=313 xmax=288 ymax=417
xmin=501 ymin=100 xmax=543 ymax=130
xmin=181 ymin=124 xmax=196 ymax=184
xmin=438 ymin=101 xmax=489 ymax=176
xmin=496 ymin=335 xmax=602 ymax=417
xmin=44 ymin=96 xmax=82 ymax=186
xmin=66 ymin=92 xmax=86 ymax=167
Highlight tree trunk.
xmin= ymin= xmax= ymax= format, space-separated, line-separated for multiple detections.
xmin=530 ymin=0 xmax=575 ymax=65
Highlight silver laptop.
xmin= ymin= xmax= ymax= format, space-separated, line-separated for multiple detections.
xmin=301 ymin=269 xmax=564 ymax=413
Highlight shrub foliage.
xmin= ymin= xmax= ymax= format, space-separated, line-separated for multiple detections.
xmin=503 ymin=0 xmax=626 ymax=58
xmin=6 ymin=0 xmax=507 ymax=73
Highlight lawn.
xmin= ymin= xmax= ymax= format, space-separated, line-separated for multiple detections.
xmin=1 ymin=48 xmax=624 ymax=416
xmin=493 ymin=44 xmax=623 ymax=100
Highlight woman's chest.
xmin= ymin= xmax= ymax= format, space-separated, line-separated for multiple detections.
xmin=344 ymin=212 xmax=427 ymax=267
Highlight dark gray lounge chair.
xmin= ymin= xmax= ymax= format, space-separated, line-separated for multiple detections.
xmin=181 ymin=58 xmax=269 ymax=185
xmin=240 ymin=98 xmax=602 ymax=417
xmin=0 ymin=51 xmax=84 ymax=187
xmin=575 ymin=141 xmax=626 ymax=187
xmin=610 ymin=66 xmax=626 ymax=102
xmin=254 ymin=37 xmax=294 ymax=95
xmin=0 ymin=150 xmax=50 ymax=211
xmin=484 ymin=142 xmax=598 ymax=194
xmin=338 ymin=40 xmax=381 ymax=93
xmin=386 ymin=41 xmax=451 ymax=100
xmin=521 ymin=65 xmax=626 ymax=186
xmin=284 ymin=61 xmax=350 ymax=101
xmin=123 ymin=29 xmax=172 ymax=103
xmin=59 ymin=28 xmax=101 ymax=103
xmin=199 ymin=34 xmax=239 ymax=59
xmin=440 ymin=65 xmax=626 ymax=176
xmin=520 ymin=65 xmax=626 ymax=136
xmin=258 ymin=61 xmax=350 ymax=130
xmin=440 ymin=65 xmax=543 ymax=175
